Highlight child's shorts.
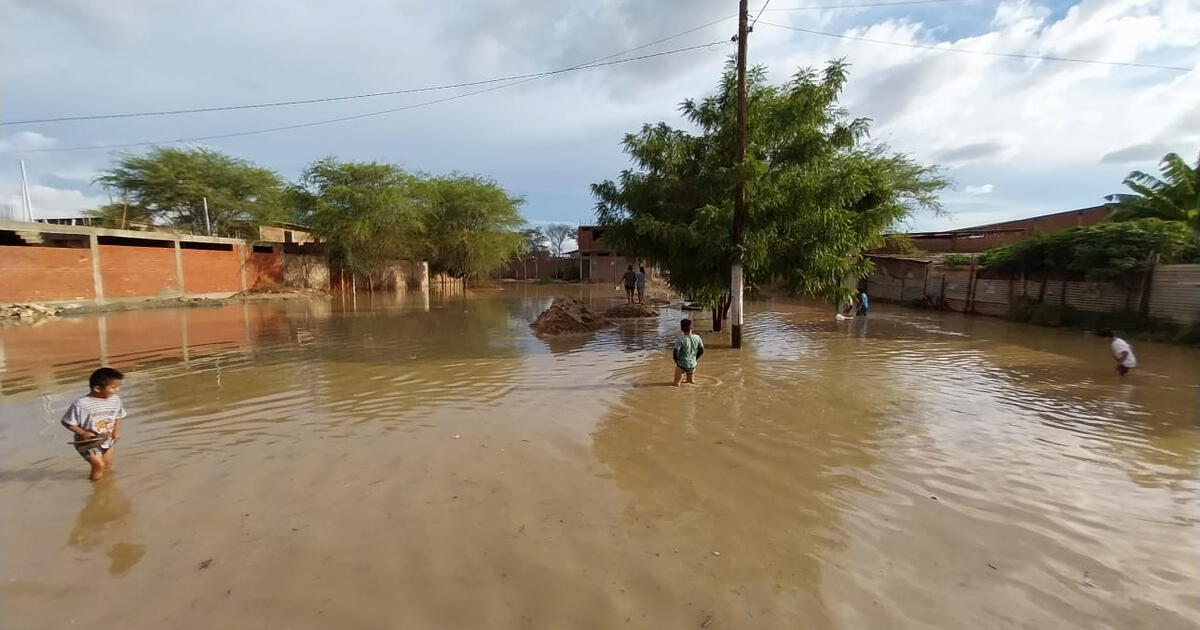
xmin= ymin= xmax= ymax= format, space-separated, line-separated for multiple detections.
xmin=675 ymin=362 xmax=696 ymax=375
xmin=74 ymin=441 xmax=111 ymax=459
xmin=1118 ymin=365 xmax=1131 ymax=375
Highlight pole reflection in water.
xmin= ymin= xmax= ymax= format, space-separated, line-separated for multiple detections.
xmin=0 ymin=287 xmax=1196 ymax=629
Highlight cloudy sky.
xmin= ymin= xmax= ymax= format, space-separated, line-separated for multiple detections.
xmin=1 ymin=0 xmax=1197 ymax=233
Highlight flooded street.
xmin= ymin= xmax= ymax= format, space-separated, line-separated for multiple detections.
xmin=2 ymin=286 xmax=1198 ymax=629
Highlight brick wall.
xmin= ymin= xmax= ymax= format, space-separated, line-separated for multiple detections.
xmin=181 ymin=247 xmax=243 ymax=295
xmin=499 ymin=256 xmax=577 ymax=281
xmin=247 ymin=250 xmax=284 ymax=288
xmin=0 ymin=245 xmax=96 ymax=302
xmin=99 ymin=244 xmax=180 ymax=298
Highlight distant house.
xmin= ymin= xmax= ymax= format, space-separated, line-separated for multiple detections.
xmin=573 ymin=225 xmax=646 ymax=284
xmin=256 ymin=222 xmax=313 ymax=245
xmin=875 ymin=205 xmax=1114 ymax=254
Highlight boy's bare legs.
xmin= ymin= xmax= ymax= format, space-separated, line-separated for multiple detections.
xmin=673 ymin=365 xmax=684 ymax=387
xmin=686 ymin=369 xmax=696 ymax=384
xmin=637 ymin=288 xmax=644 ymax=303
xmin=102 ymin=448 xmax=116 ymax=471
xmin=85 ymin=454 xmax=105 ymax=481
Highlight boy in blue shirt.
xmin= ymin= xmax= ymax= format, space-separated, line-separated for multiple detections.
xmin=672 ymin=318 xmax=705 ymax=386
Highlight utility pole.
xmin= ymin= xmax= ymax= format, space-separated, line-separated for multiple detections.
xmin=202 ymin=196 xmax=212 ymax=235
xmin=19 ymin=160 xmax=34 ymax=222
xmin=730 ymin=0 xmax=749 ymax=349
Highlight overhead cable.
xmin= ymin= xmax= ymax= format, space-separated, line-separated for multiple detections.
xmin=0 ymin=40 xmax=730 ymax=154
xmin=1 ymin=17 xmax=734 ymax=127
xmin=756 ymin=20 xmax=1194 ymax=72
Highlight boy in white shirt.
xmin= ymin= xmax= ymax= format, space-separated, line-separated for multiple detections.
xmin=1097 ymin=329 xmax=1137 ymax=376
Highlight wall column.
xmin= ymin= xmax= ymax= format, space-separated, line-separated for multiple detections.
xmin=89 ymin=233 xmax=106 ymax=304
xmin=238 ymin=244 xmax=248 ymax=292
xmin=173 ymin=239 xmax=185 ymax=296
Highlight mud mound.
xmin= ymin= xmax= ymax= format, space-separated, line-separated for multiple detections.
xmin=603 ymin=303 xmax=660 ymax=318
xmin=532 ymin=297 xmax=611 ymax=336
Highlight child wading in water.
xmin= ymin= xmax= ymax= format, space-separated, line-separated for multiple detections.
xmin=62 ymin=367 xmax=126 ymax=481
xmin=673 ymin=318 xmax=705 ymax=386
xmin=1097 ymin=329 xmax=1137 ymax=376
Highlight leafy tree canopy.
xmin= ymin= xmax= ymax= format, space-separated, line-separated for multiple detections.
xmin=93 ymin=147 xmax=286 ymax=237
xmin=292 ymin=158 xmax=425 ymax=276
xmin=418 ymin=174 xmax=525 ymax=278
xmin=1109 ymin=152 xmax=1199 ymax=233
xmin=981 ymin=218 xmax=1197 ymax=286
xmin=592 ymin=59 xmax=946 ymax=307
xmin=520 ymin=227 xmax=549 ymax=255
xmin=293 ymin=160 xmax=525 ymax=280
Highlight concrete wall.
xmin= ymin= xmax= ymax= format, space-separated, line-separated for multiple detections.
xmin=281 ymin=252 xmax=330 ymax=290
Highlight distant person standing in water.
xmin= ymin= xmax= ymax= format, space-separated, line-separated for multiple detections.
xmin=622 ymin=265 xmax=638 ymax=304
xmin=636 ymin=265 xmax=647 ymax=304
xmin=856 ymin=290 xmax=870 ymax=316
xmin=1097 ymin=329 xmax=1137 ymax=376
xmin=673 ymin=318 xmax=705 ymax=386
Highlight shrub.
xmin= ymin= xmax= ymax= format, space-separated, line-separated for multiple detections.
xmin=943 ymin=253 xmax=972 ymax=267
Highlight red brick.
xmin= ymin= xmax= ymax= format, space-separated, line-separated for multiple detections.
xmin=0 ymin=245 xmax=95 ymax=302
xmin=247 ymin=250 xmax=284 ymax=288
xmin=99 ymin=244 xmax=179 ymax=298
xmin=181 ymin=247 xmax=242 ymax=294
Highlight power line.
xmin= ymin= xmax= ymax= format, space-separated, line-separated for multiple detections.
xmin=0 ymin=40 xmax=730 ymax=155
xmin=751 ymin=0 xmax=775 ymax=27
xmin=1 ymin=16 xmax=734 ymax=127
xmin=757 ymin=20 xmax=1194 ymax=72
xmin=766 ymin=0 xmax=969 ymax=11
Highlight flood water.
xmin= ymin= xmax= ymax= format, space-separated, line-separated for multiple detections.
xmin=2 ymin=286 xmax=1198 ymax=629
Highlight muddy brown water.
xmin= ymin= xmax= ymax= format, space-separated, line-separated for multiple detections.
xmin=2 ymin=286 xmax=1197 ymax=629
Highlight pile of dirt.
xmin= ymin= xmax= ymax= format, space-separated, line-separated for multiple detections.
xmin=1 ymin=302 xmax=65 ymax=322
xmin=603 ymin=303 xmax=660 ymax=318
xmin=531 ymin=297 xmax=611 ymax=336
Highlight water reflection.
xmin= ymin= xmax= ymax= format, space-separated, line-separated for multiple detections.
xmin=67 ymin=480 xmax=146 ymax=575
xmin=0 ymin=288 xmax=1197 ymax=629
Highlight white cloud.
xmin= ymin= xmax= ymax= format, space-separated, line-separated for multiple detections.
xmin=0 ymin=182 xmax=106 ymax=220
xmin=0 ymin=0 xmax=1196 ymax=232
xmin=0 ymin=131 xmax=59 ymax=152
xmin=964 ymin=184 xmax=995 ymax=195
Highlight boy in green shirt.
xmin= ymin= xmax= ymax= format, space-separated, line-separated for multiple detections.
xmin=672 ymin=318 xmax=705 ymax=386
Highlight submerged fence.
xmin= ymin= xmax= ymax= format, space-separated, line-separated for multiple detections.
xmin=866 ymin=257 xmax=1200 ymax=325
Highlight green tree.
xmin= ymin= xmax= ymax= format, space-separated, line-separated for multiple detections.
xmin=292 ymin=158 xmax=424 ymax=284
xmin=1110 ymin=152 xmax=1199 ymax=234
xmin=981 ymin=218 xmax=1196 ymax=287
xmin=592 ymin=60 xmax=945 ymax=324
xmin=544 ymin=223 xmax=575 ymax=256
xmin=520 ymin=227 xmax=548 ymax=255
xmin=93 ymin=147 xmax=286 ymax=236
xmin=419 ymin=174 xmax=525 ymax=281
xmin=87 ymin=202 xmax=152 ymax=230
